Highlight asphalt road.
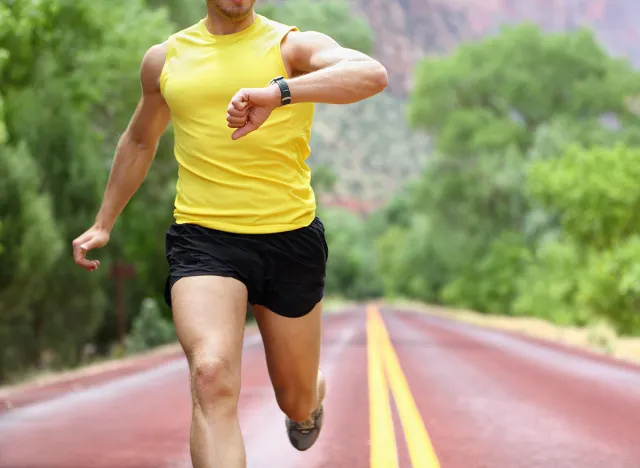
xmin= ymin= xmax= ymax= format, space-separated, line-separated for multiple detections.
xmin=1 ymin=305 xmax=639 ymax=468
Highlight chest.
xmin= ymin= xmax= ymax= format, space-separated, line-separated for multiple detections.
xmin=161 ymin=41 xmax=285 ymax=118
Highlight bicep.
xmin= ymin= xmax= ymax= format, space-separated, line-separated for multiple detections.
xmin=127 ymin=90 xmax=170 ymax=149
xmin=126 ymin=44 xmax=171 ymax=148
xmin=284 ymin=31 xmax=372 ymax=75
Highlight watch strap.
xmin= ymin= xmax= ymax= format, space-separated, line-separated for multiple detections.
xmin=270 ymin=76 xmax=292 ymax=106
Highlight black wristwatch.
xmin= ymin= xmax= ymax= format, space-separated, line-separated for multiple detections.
xmin=270 ymin=76 xmax=292 ymax=106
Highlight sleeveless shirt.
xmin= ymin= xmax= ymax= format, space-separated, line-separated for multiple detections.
xmin=160 ymin=14 xmax=316 ymax=234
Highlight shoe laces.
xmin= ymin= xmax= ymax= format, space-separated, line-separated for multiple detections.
xmin=294 ymin=406 xmax=321 ymax=431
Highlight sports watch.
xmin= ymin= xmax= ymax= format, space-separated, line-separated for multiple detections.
xmin=270 ymin=76 xmax=292 ymax=106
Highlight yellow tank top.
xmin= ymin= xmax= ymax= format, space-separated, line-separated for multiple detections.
xmin=160 ymin=14 xmax=316 ymax=234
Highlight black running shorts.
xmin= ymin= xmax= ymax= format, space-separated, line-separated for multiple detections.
xmin=163 ymin=217 xmax=328 ymax=318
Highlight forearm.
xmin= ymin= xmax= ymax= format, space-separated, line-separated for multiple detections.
xmin=287 ymin=58 xmax=388 ymax=105
xmin=94 ymin=132 xmax=156 ymax=232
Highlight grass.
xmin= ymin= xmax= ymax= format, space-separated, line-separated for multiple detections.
xmin=388 ymin=298 xmax=640 ymax=365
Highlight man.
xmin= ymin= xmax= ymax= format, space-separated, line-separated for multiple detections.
xmin=72 ymin=0 xmax=387 ymax=466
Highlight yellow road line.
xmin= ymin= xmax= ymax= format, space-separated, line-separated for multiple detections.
xmin=366 ymin=305 xmax=399 ymax=468
xmin=371 ymin=306 xmax=441 ymax=468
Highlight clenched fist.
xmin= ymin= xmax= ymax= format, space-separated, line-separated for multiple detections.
xmin=226 ymin=85 xmax=281 ymax=140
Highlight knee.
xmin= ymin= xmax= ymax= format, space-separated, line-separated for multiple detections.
xmin=191 ymin=354 xmax=239 ymax=409
xmin=274 ymin=386 xmax=317 ymax=423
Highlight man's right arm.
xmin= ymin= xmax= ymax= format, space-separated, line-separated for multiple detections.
xmin=73 ymin=43 xmax=171 ymax=271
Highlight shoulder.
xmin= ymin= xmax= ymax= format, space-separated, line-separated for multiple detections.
xmin=143 ymin=43 xmax=168 ymax=68
xmin=141 ymin=43 xmax=168 ymax=92
xmin=139 ymin=21 xmax=205 ymax=91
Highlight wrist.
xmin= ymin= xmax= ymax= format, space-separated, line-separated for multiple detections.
xmin=94 ymin=216 xmax=114 ymax=233
xmin=268 ymin=76 xmax=292 ymax=107
xmin=267 ymin=82 xmax=282 ymax=109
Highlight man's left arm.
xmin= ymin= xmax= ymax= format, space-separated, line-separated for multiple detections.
xmin=226 ymin=31 xmax=387 ymax=139
xmin=279 ymin=30 xmax=388 ymax=105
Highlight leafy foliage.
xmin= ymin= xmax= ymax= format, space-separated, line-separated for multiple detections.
xmin=257 ymin=0 xmax=373 ymax=54
xmin=577 ymin=237 xmax=640 ymax=334
xmin=378 ymin=22 xmax=640 ymax=335
xmin=528 ymin=144 xmax=640 ymax=249
xmin=0 ymin=0 xmax=174 ymax=381
xmin=126 ymin=298 xmax=176 ymax=353
xmin=318 ymin=208 xmax=383 ymax=299
xmin=512 ymin=236 xmax=589 ymax=326
xmin=441 ymin=232 xmax=530 ymax=314
xmin=408 ymin=24 xmax=640 ymax=156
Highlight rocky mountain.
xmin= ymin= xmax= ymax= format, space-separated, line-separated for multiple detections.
xmin=348 ymin=0 xmax=640 ymax=96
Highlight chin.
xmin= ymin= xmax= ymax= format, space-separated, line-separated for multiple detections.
xmin=219 ymin=0 xmax=254 ymax=19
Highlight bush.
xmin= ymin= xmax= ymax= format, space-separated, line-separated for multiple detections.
xmin=321 ymin=207 xmax=384 ymax=300
xmin=527 ymin=144 xmax=640 ymax=250
xmin=576 ymin=237 xmax=640 ymax=335
xmin=513 ymin=236 xmax=591 ymax=327
xmin=125 ymin=298 xmax=176 ymax=353
xmin=441 ymin=232 xmax=530 ymax=314
xmin=375 ymin=216 xmax=449 ymax=303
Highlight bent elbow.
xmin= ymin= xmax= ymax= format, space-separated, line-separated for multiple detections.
xmin=370 ymin=61 xmax=388 ymax=94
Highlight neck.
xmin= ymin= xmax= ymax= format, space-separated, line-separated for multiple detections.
xmin=205 ymin=8 xmax=256 ymax=35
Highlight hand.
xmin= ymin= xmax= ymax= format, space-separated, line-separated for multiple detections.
xmin=72 ymin=225 xmax=110 ymax=271
xmin=226 ymin=85 xmax=281 ymax=140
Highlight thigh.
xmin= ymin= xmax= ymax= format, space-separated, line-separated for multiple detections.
xmin=252 ymin=300 xmax=323 ymax=393
xmin=172 ymin=276 xmax=248 ymax=369
xmin=164 ymin=223 xmax=265 ymax=309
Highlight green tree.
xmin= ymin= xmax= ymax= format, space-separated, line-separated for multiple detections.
xmin=386 ymin=22 xmax=640 ymax=321
xmin=0 ymin=142 xmax=64 ymax=378
xmin=577 ymin=237 xmax=640 ymax=334
xmin=441 ymin=232 xmax=530 ymax=314
xmin=146 ymin=0 xmax=204 ymax=28
xmin=409 ymin=23 xmax=640 ymax=157
xmin=311 ymin=165 xmax=337 ymax=193
xmin=257 ymin=0 xmax=373 ymax=54
xmin=320 ymin=208 xmax=383 ymax=300
xmin=524 ymin=144 xmax=640 ymax=332
xmin=512 ymin=236 xmax=588 ymax=326
xmin=376 ymin=216 xmax=449 ymax=303
xmin=0 ymin=0 xmax=175 ymax=381
xmin=528 ymin=144 xmax=640 ymax=250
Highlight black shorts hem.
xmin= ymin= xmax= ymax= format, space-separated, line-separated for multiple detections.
xmin=164 ymin=272 xmax=247 ymax=309
xmin=255 ymin=293 xmax=324 ymax=319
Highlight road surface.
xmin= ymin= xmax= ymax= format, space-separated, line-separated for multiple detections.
xmin=1 ymin=305 xmax=639 ymax=468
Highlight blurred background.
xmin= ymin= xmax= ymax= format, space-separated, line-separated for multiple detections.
xmin=2 ymin=0 xmax=640 ymax=387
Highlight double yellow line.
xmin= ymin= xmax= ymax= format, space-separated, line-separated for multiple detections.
xmin=366 ymin=305 xmax=440 ymax=468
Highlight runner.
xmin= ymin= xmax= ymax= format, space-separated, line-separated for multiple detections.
xmin=72 ymin=0 xmax=387 ymax=466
